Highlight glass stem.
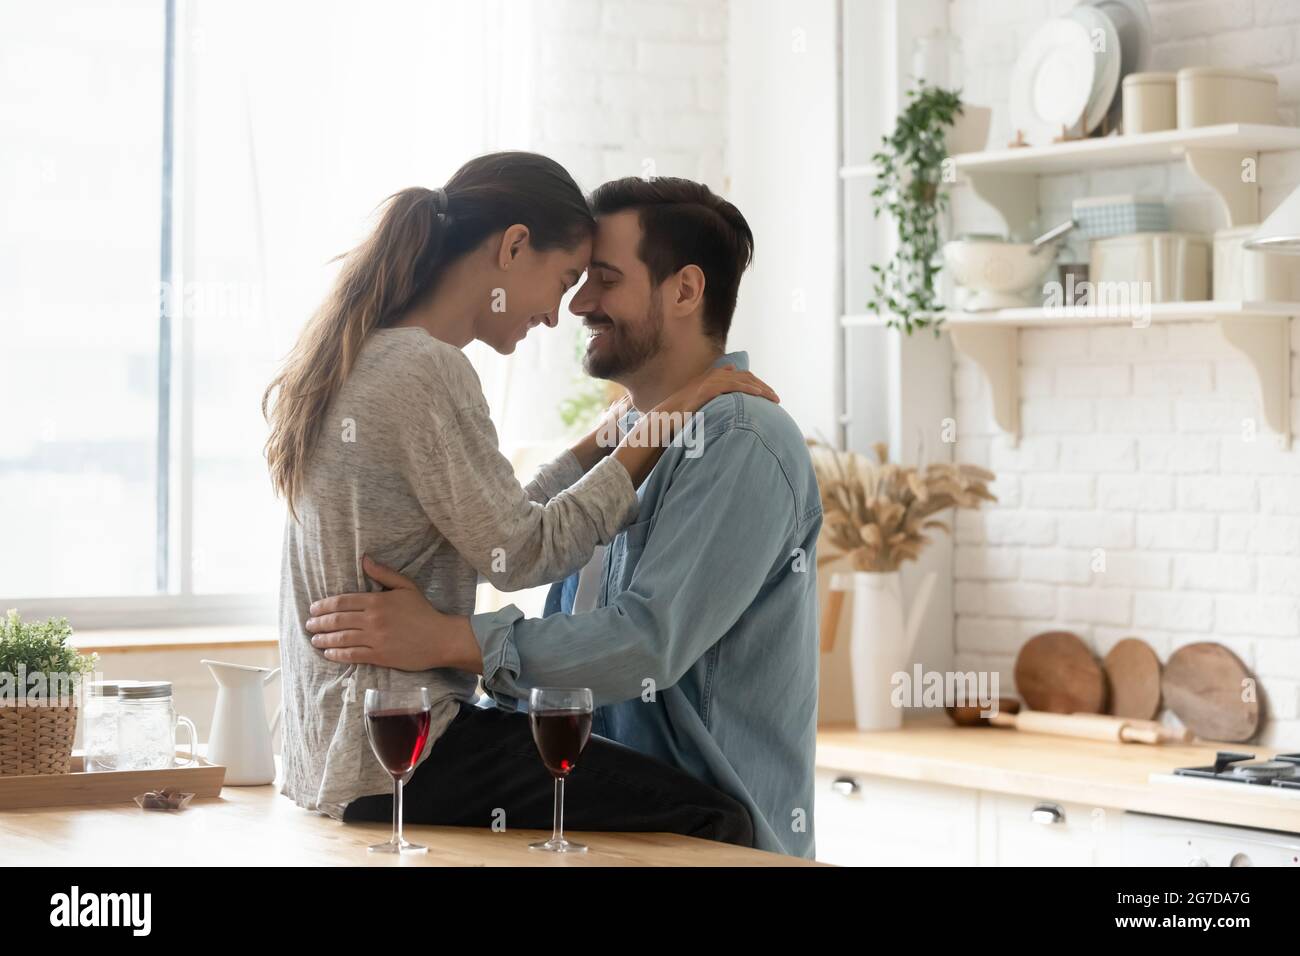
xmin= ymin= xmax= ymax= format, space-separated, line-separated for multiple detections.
xmin=394 ymin=775 xmax=404 ymax=846
xmin=551 ymin=776 xmax=564 ymax=844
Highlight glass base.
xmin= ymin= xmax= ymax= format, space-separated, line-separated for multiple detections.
xmin=368 ymin=839 xmax=427 ymax=854
xmin=528 ymin=837 xmax=587 ymax=853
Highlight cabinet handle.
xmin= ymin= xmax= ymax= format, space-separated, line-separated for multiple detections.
xmin=1030 ymin=803 xmax=1064 ymax=825
xmin=830 ymin=775 xmax=861 ymax=796
xmin=1186 ymin=857 xmax=1210 ymax=867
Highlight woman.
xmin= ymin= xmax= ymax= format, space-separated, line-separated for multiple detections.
xmin=263 ymin=151 xmax=770 ymax=845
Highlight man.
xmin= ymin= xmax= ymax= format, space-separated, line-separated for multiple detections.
xmin=307 ymin=177 xmax=822 ymax=858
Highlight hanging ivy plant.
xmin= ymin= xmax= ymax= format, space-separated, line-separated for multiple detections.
xmin=867 ymin=82 xmax=964 ymax=335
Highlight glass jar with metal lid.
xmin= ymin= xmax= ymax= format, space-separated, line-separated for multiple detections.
xmin=116 ymin=681 xmax=199 ymax=771
xmin=84 ymin=679 xmax=138 ymax=772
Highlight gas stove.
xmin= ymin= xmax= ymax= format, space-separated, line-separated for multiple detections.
xmin=1174 ymin=751 xmax=1300 ymax=790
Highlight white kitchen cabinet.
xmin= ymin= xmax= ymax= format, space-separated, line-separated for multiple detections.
xmin=816 ymin=768 xmax=1118 ymax=865
xmin=814 ymin=768 xmax=979 ymax=866
xmin=815 ymin=766 xmax=1300 ymax=866
xmin=977 ymin=792 xmax=1126 ymax=867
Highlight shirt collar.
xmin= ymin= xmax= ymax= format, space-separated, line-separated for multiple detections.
xmin=713 ymin=349 xmax=748 ymax=371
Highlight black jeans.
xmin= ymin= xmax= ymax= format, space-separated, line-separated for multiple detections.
xmin=343 ymin=701 xmax=755 ymax=848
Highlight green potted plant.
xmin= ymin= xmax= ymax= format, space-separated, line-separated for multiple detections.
xmin=867 ymin=82 xmax=965 ymax=335
xmin=0 ymin=609 xmax=98 ymax=776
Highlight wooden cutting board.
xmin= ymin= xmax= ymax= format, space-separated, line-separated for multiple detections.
xmin=1014 ymin=630 xmax=1106 ymax=714
xmin=1162 ymin=642 xmax=1259 ymax=742
xmin=1103 ymin=637 xmax=1162 ymax=720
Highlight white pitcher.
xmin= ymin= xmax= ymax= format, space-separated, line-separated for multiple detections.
xmin=829 ymin=570 xmax=936 ymax=731
xmin=202 ymin=659 xmax=282 ymax=786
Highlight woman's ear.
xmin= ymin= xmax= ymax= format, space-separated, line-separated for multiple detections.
xmin=496 ymin=224 xmax=531 ymax=269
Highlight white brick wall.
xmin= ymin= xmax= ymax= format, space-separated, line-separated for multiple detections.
xmin=529 ymin=0 xmax=727 ymax=191
xmin=486 ymin=0 xmax=728 ymax=457
xmin=949 ymin=0 xmax=1300 ymax=746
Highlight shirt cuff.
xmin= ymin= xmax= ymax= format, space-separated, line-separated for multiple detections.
xmin=470 ymin=604 xmax=526 ymax=709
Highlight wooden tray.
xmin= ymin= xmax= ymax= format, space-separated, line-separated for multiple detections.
xmin=0 ymin=750 xmax=226 ymax=810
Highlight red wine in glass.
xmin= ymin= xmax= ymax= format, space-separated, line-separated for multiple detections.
xmin=363 ymin=687 xmax=432 ymax=854
xmin=527 ymin=687 xmax=594 ymax=853
xmin=531 ymin=710 xmax=592 ymax=777
xmin=367 ymin=707 xmax=432 ymax=775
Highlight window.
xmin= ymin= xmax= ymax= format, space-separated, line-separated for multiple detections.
xmin=2 ymin=0 xmax=546 ymax=626
xmin=0 ymin=1 xmax=164 ymax=600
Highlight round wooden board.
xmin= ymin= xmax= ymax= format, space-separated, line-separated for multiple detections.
xmin=1162 ymin=642 xmax=1259 ymax=742
xmin=1014 ymin=630 xmax=1106 ymax=714
xmin=1103 ymin=637 xmax=1162 ymax=720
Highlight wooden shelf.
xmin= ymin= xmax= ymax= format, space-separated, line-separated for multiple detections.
xmin=840 ymin=302 xmax=1296 ymax=450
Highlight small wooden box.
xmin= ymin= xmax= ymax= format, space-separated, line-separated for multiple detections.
xmin=0 ymin=751 xmax=226 ymax=810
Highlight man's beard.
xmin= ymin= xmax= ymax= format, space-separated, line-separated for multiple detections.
xmin=582 ymin=289 xmax=664 ymax=380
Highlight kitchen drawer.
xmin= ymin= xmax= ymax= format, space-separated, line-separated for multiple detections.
xmin=978 ymin=792 xmax=1125 ymax=866
xmin=814 ymin=768 xmax=979 ymax=866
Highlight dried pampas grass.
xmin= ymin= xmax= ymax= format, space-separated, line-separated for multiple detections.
xmin=808 ymin=439 xmax=996 ymax=573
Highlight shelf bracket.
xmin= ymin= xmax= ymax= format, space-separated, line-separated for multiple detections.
xmin=948 ymin=324 xmax=1020 ymax=446
xmin=1214 ymin=315 xmax=1292 ymax=449
xmin=1183 ymin=148 xmax=1259 ymax=228
xmin=965 ymin=171 xmax=1038 ymax=239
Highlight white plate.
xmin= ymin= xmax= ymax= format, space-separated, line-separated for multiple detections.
xmin=1084 ymin=0 xmax=1154 ymax=129
xmin=1069 ymin=5 xmax=1122 ymax=135
xmin=1010 ymin=18 xmax=1097 ymax=146
xmin=1085 ymin=0 xmax=1153 ymax=74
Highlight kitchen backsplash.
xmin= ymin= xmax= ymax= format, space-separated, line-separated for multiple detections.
xmin=948 ymin=0 xmax=1300 ymax=748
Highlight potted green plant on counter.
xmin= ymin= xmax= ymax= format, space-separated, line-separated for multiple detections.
xmin=0 ymin=609 xmax=98 ymax=776
xmin=867 ymin=81 xmax=964 ymax=335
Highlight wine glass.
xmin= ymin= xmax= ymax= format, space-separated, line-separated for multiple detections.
xmin=363 ymin=687 xmax=433 ymax=854
xmin=528 ymin=687 xmax=594 ymax=853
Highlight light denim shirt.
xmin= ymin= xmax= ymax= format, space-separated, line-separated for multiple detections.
xmin=469 ymin=351 xmax=822 ymax=858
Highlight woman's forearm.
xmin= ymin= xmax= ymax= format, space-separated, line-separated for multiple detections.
xmin=568 ymin=427 xmax=613 ymax=472
xmin=610 ymin=414 xmax=667 ymax=487
xmin=572 ymin=414 xmax=659 ymax=486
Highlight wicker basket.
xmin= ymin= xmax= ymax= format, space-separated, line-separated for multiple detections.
xmin=0 ymin=699 xmax=78 ymax=776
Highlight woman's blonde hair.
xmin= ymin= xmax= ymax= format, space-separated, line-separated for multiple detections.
xmin=262 ymin=152 xmax=593 ymax=518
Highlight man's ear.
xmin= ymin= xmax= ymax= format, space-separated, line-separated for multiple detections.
xmin=673 ymin=264 xmax=706 ymax=315
xmin=496 ymin=224 xmax=530 ymax=270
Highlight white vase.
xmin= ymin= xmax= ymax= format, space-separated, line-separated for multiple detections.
xmin=830 ymin=570 xmax=936 ymax=731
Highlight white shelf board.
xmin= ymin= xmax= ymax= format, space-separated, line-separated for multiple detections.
xmin=952 ymin=123 xmax=1300 ymax=175
xmin=842 ymin=303 xmax=1294 ymax=449
xmin=841 ymin=313 xmax=905 ymax=328
xmin=842 ymin=301 xmax=1299 ymax=328
xmin=942 ymin=300 xmax=1299 ymax=327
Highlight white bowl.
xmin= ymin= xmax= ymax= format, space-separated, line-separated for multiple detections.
xmin=943 ymin=238 xmax=1058 ymax=310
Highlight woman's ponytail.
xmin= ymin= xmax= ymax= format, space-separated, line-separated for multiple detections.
xmin=262 ymin=186 xmax=447 ymax=518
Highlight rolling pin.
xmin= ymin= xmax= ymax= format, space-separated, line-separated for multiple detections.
xmin=948 ymin=701 xmax=1192 ymax=745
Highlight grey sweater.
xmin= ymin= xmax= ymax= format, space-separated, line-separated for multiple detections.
xmin=278 ymin=327 xmax=637 ymax=818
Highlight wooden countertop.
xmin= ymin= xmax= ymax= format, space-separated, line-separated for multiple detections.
xmin=0 ymin=774 xmax=818 ymax=867
xmin=816 ymin=717 xmax=1300 ymax=835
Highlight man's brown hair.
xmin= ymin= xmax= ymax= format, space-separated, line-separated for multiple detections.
xmin=588 ymin=176 xmax=754 ymax=345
